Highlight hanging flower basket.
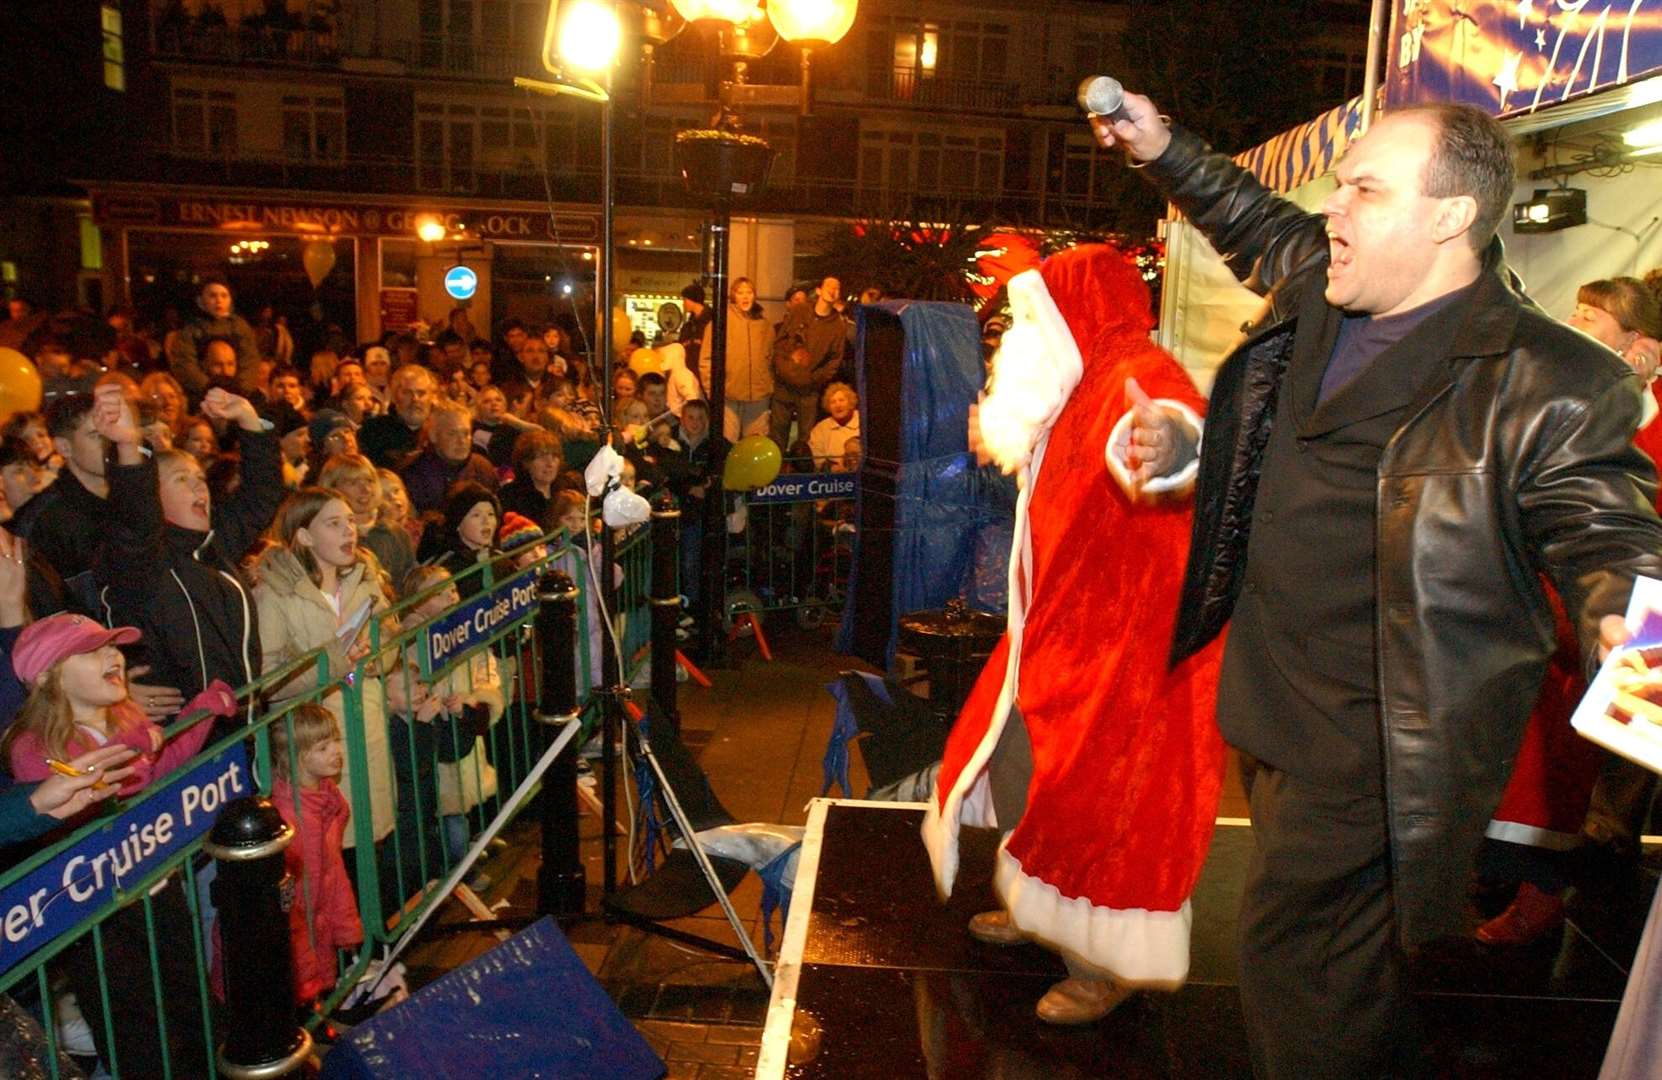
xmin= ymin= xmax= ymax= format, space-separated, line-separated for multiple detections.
xmin=675 ymin=128 xmax=775 ymax=206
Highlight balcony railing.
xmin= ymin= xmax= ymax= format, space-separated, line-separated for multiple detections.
xmin=152 ymin=25 xmax=341 ymax=66
xmin=138 ymin=143 xmax=1138 ymax=229
xmin=865 ymin=68 xmax=1021 ymax=111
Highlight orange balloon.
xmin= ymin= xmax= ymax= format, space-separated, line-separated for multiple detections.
xmin=0 ymin=348 xmax=42 ymax=425
xmin=629 ymin=348 xmax=663 ymax=376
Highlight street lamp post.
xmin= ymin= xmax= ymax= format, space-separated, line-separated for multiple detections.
xmin=663 ymin=0 xmax=860 ymax=662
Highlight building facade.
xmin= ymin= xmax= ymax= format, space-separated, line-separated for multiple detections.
xmin=14 ymin=0 xmax=1368 ymax=350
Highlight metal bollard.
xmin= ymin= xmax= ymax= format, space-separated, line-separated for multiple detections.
xmin=205 ymin=795 xmax=311 ymax=1079
xmin=649 ymin=489 xmax=683 ymax=734
xmin=535 ymin=567 xmax=586 ymax=918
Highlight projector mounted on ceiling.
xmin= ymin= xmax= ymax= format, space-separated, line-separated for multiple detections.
xmin=1513 ymin=187 xmax=1587 ymax=234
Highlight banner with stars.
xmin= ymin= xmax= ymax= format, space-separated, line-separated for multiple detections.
xmin=1385 ymin=0 xmax=1662 ymax=118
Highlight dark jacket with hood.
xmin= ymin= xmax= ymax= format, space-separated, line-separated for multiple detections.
xmin=1148 ymin=126 xmax=1662 ymax=946
xmin=97 ymin=430 xmax=284 ymax=701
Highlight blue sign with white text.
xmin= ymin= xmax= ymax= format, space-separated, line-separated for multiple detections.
xmin=444 ymin=265 xmax=478 ymax=301
xmin=0 ymin=743 xmax=251 ymax=978
xmin=1387 ymin=0 xmax=1662 ymax=118
xmin=421 ymin=574 xmax=540 ymax=676
xmin=747 ymin=473 xmax=858 ymax=505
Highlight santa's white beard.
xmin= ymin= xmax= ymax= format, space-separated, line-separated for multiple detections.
xmin=977 ymin=270 xmax=1083 ymax=474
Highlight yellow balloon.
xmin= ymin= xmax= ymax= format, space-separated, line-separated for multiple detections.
xmin=611 ymin=308 xmax=633 ymax=353
xmin=0 ymin=348 xmax=42 ymax=425
xmin=723 ymin=435 xmax=782 ymax=491
xmin=301 ymin=239 xmax=337 ymax=288
xmin=629 ymin=348 xmax=662 ymax=376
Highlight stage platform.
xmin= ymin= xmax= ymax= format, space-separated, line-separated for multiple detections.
xmin=757 ymin=799 xmax=1637 ymax=1079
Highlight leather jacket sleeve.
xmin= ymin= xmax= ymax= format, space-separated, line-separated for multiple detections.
xmin=1516 ymin=371 xmax=1662 ymax=671
xmin=1142 ymin=126 xmax=1329 ymax=298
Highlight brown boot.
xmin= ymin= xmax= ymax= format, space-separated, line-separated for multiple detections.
xmin=1035 ymin=977 xmax=1134 ymax=1025
xmin=967 ymin=909 xmax=1029 ymax=946
xmin=1474 ymin=881 xmax=1566 ymax=946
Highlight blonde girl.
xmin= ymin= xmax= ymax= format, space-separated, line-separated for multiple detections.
xmin=254 ymin=487 xmax=396 ymax=853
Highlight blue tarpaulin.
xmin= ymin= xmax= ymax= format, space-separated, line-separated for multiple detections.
xmin=837 ymin=301 xmax=1015 ymax=667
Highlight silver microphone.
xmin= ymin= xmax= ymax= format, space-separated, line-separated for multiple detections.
xmin=1077 ymin=75 xmax=1132 ymax=123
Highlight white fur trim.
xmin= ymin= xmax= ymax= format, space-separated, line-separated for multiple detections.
xmin=1105 ymin=400 xmax=1203 ymax=498
xmin=976 ymin=270 xmax=1083 ymax=474
xmin=922 ymin=432 xmax=1051 ymax=898
xmin=1484 ymin=819 xmax=1583 ymax=851
xmin=996 ymin=845 xmax=1192 ymax=989
xmin=1642 ymin=383 xmax=1659 ymax=430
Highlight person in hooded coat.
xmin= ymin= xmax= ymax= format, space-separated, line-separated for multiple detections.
xmin=923 ymin=244 xmax=1226 ymax=1024
xmin=417 ymin=482 xmax=508 ymax=595
xmin=95 ymin=385 xmax=282 ymax=725
xmin=255 ymin=488 xmax=397 ymax=865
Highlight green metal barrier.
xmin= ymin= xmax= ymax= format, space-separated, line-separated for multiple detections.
xmin=0 ymin=523 xmax=656 ymax=1079
xmin=734 ymin=455 xmax=857 ymax=629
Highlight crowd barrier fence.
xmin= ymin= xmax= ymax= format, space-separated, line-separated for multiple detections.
xmin=730 ymin=455 xmax=858 ymax=629
xmin=0 ymin=525 xmax=654 ymax=1079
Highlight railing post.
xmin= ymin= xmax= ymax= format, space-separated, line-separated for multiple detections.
xmin=534 ymin=567 xmax=586 ymax=918
xmin=649 ymin=490 xmax=682 ymax=735
xmin=205 ymin=796 xmax=311 ymax=1079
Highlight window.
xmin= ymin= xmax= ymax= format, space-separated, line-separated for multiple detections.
xmin=858 ymin=126 xmax=1002 ymax=199
xmin=280 ymin=95 xmax=345 ymax=161
xmin=416 ymin=101 xmax=479 ymax=190
xmin=1049 ymin=133 xmax=1118 ymax=204
xmin=172 ymin=87 xmax=238 ymax=155
xmin=101 ymin=5 xmax=125 ymax=91
xmin=419 ymin=0 xmax=546 ymax=74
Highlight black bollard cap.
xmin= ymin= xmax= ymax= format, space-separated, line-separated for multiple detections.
xmin=203 ymin=796 xmax=293 ymax=861
xmin=538 ymin=567 xmax=579 ymax=602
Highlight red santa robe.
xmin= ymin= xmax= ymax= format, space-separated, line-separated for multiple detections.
xmin=1487 ymin=379 xmax=1662 ymax=849
xmin=921 ymin=245 xmax=1226 ymax=988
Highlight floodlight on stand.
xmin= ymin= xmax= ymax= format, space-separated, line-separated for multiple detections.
xmin=555 ymin=0 xmax=622 ymax=73
xmin=1512 ymin=187 xmax=1587 ymax=234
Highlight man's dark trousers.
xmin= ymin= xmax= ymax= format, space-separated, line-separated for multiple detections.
xmin=1239 ymin=758 xmax=1428 ymax=1079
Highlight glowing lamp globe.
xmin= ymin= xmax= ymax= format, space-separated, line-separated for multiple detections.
xmin=668 ymin=0 xmax=760 ymax=25
xmin=767 ymin=0 xmax=857 ymax=45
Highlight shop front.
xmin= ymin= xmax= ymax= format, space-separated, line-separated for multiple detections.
xmin=89 ymin=185 xmax=602 ymax=359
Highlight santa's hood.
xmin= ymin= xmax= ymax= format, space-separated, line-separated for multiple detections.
xmin=977 ymin=244 xmax=1154 ymax=474
xmin=1039 ymin=244 xmax=1156 ymax=363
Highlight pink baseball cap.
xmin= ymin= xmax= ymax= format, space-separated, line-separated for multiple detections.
xmin=11 ymin=614 xmax=140 ymax=687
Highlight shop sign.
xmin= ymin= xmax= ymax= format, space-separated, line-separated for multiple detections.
xmin=91 ymin=193 xmax=599 ymax=243
xmin=380 ymin=288 xmax=420 ymax=332
xmin=444 ymin=265 xmax=479 ymax=301
xmin=1387 ymin=0 xmax=1662 ymax=118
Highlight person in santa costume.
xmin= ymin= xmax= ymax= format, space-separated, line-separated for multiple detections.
xmin=922 ymin=243 xmax=1226 ymax=1024
xmin=1477 ymin=278 xmax=1662 ymax=946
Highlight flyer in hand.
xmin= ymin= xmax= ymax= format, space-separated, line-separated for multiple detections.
xmin=1571 ymin=575 xmax=1662 ymax=777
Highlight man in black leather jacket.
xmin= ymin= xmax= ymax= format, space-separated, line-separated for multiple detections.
xmin=1096 ymin=93 xmax=1662 ymax=1076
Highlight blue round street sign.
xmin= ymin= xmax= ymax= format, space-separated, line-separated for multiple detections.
xmin=444 ymin=265 xmax=478 ymax=301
